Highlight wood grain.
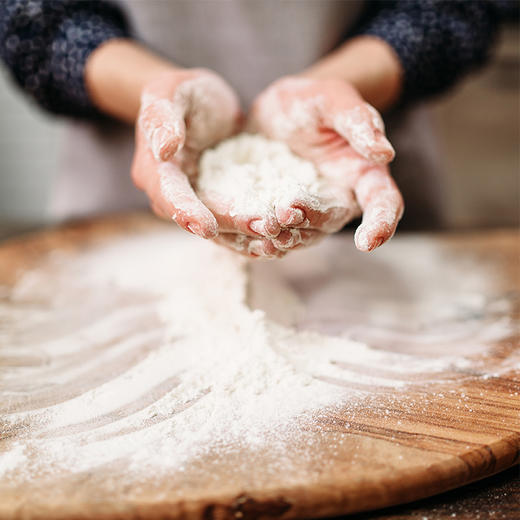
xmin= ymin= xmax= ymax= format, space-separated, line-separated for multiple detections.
xmin=0 ymin=213 xmax=518 ymax=520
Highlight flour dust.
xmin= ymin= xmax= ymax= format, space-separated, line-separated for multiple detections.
xmin=0 ymin=229 xmax=517 ymax=486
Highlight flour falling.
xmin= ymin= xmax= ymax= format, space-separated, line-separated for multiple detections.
xmin=0 ymin=224 xmax=517 ymax=494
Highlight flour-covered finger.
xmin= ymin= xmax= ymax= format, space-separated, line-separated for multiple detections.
xmin=272 ymin=229 xmax=325 ymax=250
xmin=156 ymin=163 xmax=218 ymax=239
xmin=328 ymin=104 xmax=394 ymax=165
xmin=248 ymin=238 xmax=285 ymax=258
xmin=353 ymin=166 xmax=404 ymax=252
xmin=275 ymin=191 xmax=357 ymax=233
xmin=214 ymin=233 xmax=285 ymax=259
xmin=226 ymin=211 xmax=280 ymax=239
xmin=272 ymin=229 xmax=303 ymax=249
xmin=139 ymin=95 xmax=186 ymax=162
xmin=198 ymin=192 xmax=280 ymax=238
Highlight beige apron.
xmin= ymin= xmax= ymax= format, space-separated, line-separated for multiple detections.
xmin=48 ymin=0 xmax=445 ymax=229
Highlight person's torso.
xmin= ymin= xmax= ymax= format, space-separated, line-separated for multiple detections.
xmin=50 ymin=0 xmax=362 ymax=221
xmin=123 ymin=0 xmax=362 ymax=106
xmin=49 ymin=0 xmax=445 ymax=229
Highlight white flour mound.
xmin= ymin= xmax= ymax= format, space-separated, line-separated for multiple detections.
xmin=197 ymin=133 xmax=327 ymax=217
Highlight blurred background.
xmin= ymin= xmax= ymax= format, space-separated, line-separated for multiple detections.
xmin=0 ymin=20 xmax=518 ymax=239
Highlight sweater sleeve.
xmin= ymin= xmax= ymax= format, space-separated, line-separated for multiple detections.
xmin=357 ymin=0 xmax=501 ymax=104
xmin=0 ymin=0 xmax=130 ymax=116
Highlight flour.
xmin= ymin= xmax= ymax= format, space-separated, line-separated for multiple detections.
xmin=197 ymin=133 xmax=330 ymax=219
xmin=0 ymin=228 xmax=517 ymax=488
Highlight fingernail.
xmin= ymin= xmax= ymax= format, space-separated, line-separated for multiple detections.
xmin=249 ymin=220 xmax=266 ymax=235
xmin=186 ymin=223 xmax=198 ymax=235
xmin=368 ymin=237 xmax=384 ymax=252
xmin=370 ymin=135 xmax=395 ymax=163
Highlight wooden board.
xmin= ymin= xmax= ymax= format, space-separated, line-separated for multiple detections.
xmin=0 ymin=213 xmax=518 ymax=520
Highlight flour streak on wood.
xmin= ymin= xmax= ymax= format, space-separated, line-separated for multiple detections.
xmin=0 ymin=214 xmax=518 ymax=520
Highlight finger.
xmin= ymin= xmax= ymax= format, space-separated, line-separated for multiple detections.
xmin=353 ymin=166 xmax=404 ymax=252
xmin=155 ymin=162 xmax=218 ymax=239
xmin=213 ymin=233 xmax=286 ymax=259
xmin=139 ymin=96 xmax=186 ymax=162
xmin=275 ymin=190 xmax=358 ymax=233
xmin=272 ymin=228 xmax=303 ymax=249
xmin=272 ymin=229 xmax=326 ymax=250
xmin=197 ymin=191 xmax=281 ymax=238
xmin=326 ymin=103 xmax=395 ymax=165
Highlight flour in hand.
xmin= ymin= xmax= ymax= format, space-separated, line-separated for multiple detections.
xmin=197 ymin=133 xmax=330 ymax=219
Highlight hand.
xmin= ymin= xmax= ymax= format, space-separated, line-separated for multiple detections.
xmin=213 ymin=228 xmax=325 ymax=259
xmin=132 ymin=68 xmax=242 ymax=239
xmin=248 ymin=76 xmax=404 ymax=252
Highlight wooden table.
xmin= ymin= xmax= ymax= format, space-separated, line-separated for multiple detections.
xmin=347 ymin=465 xmax=519 ymax=519
xmin=0 ymin=214 xmax=518 ymax=520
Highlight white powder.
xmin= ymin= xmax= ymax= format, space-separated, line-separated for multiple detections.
xmin=197 ymin=133 xmax=331 ymax=218
xmin=0 ymin=228 xmax=517 ymax=489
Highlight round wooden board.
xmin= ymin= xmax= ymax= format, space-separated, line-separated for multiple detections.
xmin=0 ymin=213 xmax=518 ymax=520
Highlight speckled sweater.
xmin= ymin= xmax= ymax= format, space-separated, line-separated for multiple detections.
xmin=0 ymin=0 xmax=514 ymax=117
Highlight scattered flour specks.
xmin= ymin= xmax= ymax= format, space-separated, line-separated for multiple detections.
xmin=0 ymin=229 xmax=517 ymax=488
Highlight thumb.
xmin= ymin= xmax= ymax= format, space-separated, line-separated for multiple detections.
xmin=353 ymin=167 xmax=404 ymax=252
xmin=139 ymin=95 xmax=186 ymax=162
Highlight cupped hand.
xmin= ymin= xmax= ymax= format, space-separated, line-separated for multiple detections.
xmin=132 ymin=68 xmax=245 ymax=239
xmin=248 ymin=76 xmax=404 ymax=252
xmin=213 ymin=228 xmax=325 ymax=259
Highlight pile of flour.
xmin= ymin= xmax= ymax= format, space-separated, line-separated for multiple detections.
xmin=197 ymin=133 xmax=328 ymax=217
xmin=0 ymin=228 xmax=516 ymax=488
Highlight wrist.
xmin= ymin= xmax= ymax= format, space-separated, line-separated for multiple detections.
xmin=302 ymin=36 xmax=403 ymax=112
xmin=85 ymin=38 xmax=180 ymax=123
